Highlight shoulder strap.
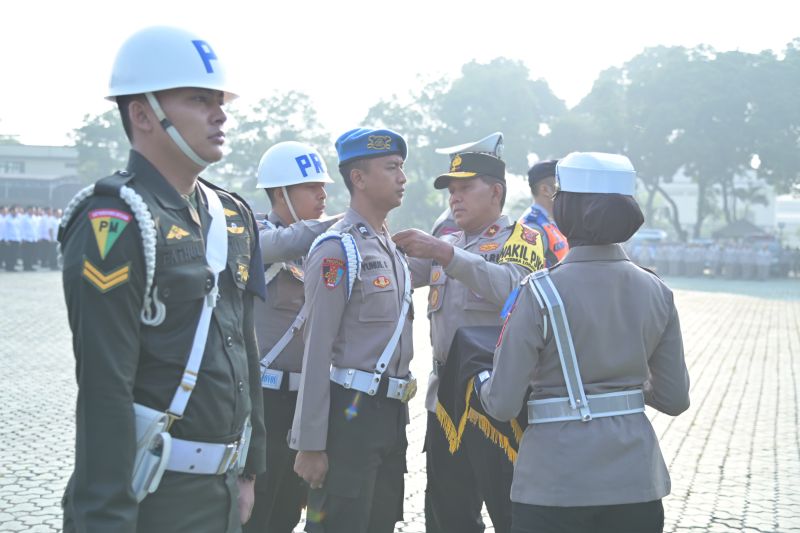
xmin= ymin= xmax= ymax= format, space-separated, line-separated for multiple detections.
xmin=166 ymin=181 xmax=228 ymax=423
xmin=259 ymin=229 xmax=362 ymax=368
xmin=527 ymin=270 xmax=592 ymax=421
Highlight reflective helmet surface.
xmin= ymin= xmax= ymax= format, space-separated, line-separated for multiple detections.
xmin=256 ymin=141 xmax=334 ymax=189
xmin=107 ymin=25 xmax=237 ymax=101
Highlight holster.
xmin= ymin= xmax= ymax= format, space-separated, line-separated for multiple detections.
xmin=131 ymin=402 xmax=172 ymax=502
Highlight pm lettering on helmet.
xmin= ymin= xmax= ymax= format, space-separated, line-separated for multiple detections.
xmin=192 ymin=40 xmax=218 ymax=73
xmin=295 ymin=154 xmax=325 ymax=177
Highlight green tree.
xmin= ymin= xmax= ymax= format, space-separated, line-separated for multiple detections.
xmin=70 ymin=108 xmax=129 ymax=182
xmin=435 ymin=58 xmax=567 ymax=175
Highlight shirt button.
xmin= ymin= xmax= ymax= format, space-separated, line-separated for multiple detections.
xmin=205 ymin=277 xmax=214 ymax=291
xmin=225 ymin=336 xmax=233 ymax=347
xmin=238 ymin=381 xmax=244 ymax=392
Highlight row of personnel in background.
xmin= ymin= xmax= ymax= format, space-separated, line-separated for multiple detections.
xmin=0 ymin=205 xmax=61 ymax=271
xmin=57 ymin=25 xmax=689 ymax=533
xmin=627 ymin=242 xmax=789 ymax=280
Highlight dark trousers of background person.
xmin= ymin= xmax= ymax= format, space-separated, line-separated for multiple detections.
xmin=304 ymin=382 xmax=406 ymax=533
xmin=5 ymin=241 xmax=19 ymax=271
xmin=21 ymin=241 xmax=35 ymax=270
xmin=424 ymin=412 xmax=513 ymax=533
xmin=243 ymin=388 xmax=306 ymax=533
xmin=0 ymin=240 xmax=6 ymax=270
xmin=510 ymin=499 xmax=664 ymax=533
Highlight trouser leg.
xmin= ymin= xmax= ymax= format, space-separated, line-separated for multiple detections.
xmin=244 ymin=389 xmax=305 ymax=533
xmin=305 ymin=385 xmax=406 ymax=533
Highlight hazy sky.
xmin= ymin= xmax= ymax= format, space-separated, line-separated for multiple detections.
xmin=4 ymin=0 xmax=800 ymax=146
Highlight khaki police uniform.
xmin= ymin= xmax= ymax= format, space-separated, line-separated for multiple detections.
xmin=59 ymin=151 xmax=267 ymax=533
xmin=408 ymin=215 xmax=544 ymax=533
xmin=480 ymin=245 xmax=689 ymax=519
xmin=290 ymin=207 xmax=414 ymax=533
xmin=244 ymin=212 xmax=337 ymax=533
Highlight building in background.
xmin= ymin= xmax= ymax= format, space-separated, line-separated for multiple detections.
xmin=0 ymin=145 xmax=81 ymax=208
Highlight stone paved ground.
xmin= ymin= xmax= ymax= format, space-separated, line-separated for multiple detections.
xmin=1 ymin=271 xmax=799 ymax=532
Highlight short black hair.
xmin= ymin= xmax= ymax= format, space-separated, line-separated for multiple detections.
xmin=338 ymin=158 xmax=369 ymax=193
xmin=264 ymin=188 xmax=276 ymax=205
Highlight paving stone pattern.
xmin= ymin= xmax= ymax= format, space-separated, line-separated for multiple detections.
xmin=1 ymin=272 xmax=798 ymax=532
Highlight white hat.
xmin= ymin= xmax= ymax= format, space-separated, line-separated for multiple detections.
xmin=107 ymin=26 xmax=237 ymax=102
xmin=556 ymin=152 xmax=637 ymax=195
xmin=435 ymin=132 xmax=504 ymax=160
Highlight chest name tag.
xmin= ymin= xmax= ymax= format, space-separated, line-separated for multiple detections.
xmin=261 ymin=369 xmax=284 ymax=390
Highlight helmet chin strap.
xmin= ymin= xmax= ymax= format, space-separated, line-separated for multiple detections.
xmin=282 ymin=186 xmax=299 ymax=223
xmin=145 ymin=92 xmax=212 ymax=169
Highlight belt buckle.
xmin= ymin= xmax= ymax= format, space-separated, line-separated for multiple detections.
xmin=216 ymin=441 xmax=240 ymax=475
xmin=400 ymin=377 xmax=417 ymax=403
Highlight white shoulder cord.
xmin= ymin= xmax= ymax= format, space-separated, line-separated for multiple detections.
xmin=60 ymin=183 xmax=165 ymax=326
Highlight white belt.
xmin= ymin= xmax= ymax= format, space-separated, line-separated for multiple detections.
xmin=528 ymin=389 xmax=645 ymax=424
xmin=261 ymin=368 xmax=301 ymax=391
xmin=330 ymin=366 xmax=417 ymax=403
xmin=166 ymin=418 xmax=252 ymax=475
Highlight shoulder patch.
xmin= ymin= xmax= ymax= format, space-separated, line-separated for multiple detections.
xmin=224 ymin=208 xmax=238 ymax=217
xmin=89 ymin=209 xmax=131 ymax=259
xmin=82 ymin=258 xmax=130 ymax=292
xmin=498 ymin=223 xmax=545 ymax=273
xmin=322 ymin=258 xmax=345 ymax=289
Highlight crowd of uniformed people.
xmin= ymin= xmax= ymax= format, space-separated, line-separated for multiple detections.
xmin=0 ymin=205 xmax=61 ymax=271
xmin=627 ymin=241 xmax=800 ymax=280
xmin=55 ymin=25 xmax=692 ymax=533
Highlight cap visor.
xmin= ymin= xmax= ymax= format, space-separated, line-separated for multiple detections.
xmin=434 ymin=172 xmax=477 ymax=189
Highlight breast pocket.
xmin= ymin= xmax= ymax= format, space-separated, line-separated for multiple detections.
xmin=464 ymin=288 xmax=496 ymax=313
xmin=359 ymin=272 xmax=397 ymax=323
xmin=268 ymin=270 xmax=304 ymax=311
xmin=156 ymin=261 xmax=213 ymax=306
xmin=226 ymin=233 xmax=251 ymax=291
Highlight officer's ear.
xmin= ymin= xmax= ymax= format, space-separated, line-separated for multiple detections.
xmin=350 ymin=164 xmax=368 ymax=192
xmin=128 ymin=98 xmax=156 ymax=138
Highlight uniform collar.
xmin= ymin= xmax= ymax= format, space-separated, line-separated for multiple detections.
xmin=529 ymin=202 xmax=552 ymax=221
xmin=343 ymin=207 xmax=388 ymax=240
xmin=268 ymin=210 xmax=288 ymax=228
xmin=562 ymin=244 xmax=630 ymax=264
xmin=127 ymin=150 xmax=194 ymax=211
xmin=475 ymin=214 xmax=510 ymax=239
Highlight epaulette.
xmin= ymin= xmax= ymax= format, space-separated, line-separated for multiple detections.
xmin=59 ymin=170 xmax=165 ymax=326
xmin=309 ymin=225 xmax=361 ymax=300
xmin=635 ymin=264 xmax=661 ymax=279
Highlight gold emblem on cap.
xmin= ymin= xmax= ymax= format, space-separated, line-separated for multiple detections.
xmin=450 ymin=154 xmax=462 ymax=172
xmin=367 ymin=135 xmax=392 ymax=151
